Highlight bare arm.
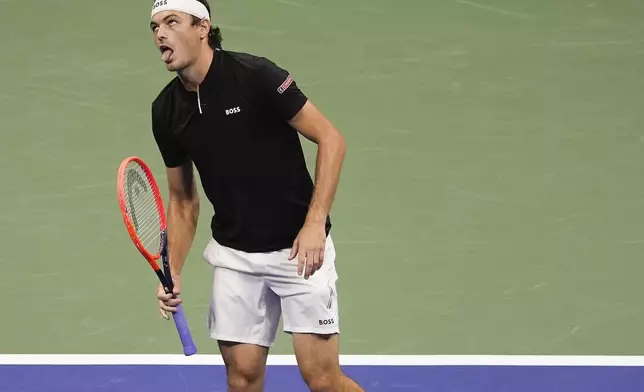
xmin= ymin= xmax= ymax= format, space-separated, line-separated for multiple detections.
xmin=288 ymin=101 xmax=346 ymax=278
xmin=289 ymin=100 xmax=346 ymax=226
xmin=166 ymin=161 xmax=200 ymax=276
xmin=157 ymin=160 xmax=199 ymax=318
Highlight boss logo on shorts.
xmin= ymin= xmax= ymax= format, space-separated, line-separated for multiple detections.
xmin=225 ymin=107 xmax=241 ymax=116
xmin=152 ymin=0 xmax=168 ymax=10
xmin=319 ymin=318 xmax=335 ymax=326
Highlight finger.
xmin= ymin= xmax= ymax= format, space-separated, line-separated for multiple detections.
xmin=318 ymin=248 xmax=325 ymax=268
xmin=159 ymin=299 xmax=171 ymax=318
xmin=298 ymin=251 xmax=306 ymax=276
xmin=307 ymin=252 xmax=317 ymax=278
xmin=157 ymin=285 xmax=173 ymax=301
xmin=157 ymin=291 xmax=173 ymax=301
xmin=165 ymin=297 xmax=183 ymax=307
xmin=312 ymin=249 xmax=321 ymax=274
xmin=289 ymin=239 xmax=299 ymax=261
xmin=305 ymin=250 xmax=315 ymax=279
xmin=160 ymin=302 xmax=179 ymax=313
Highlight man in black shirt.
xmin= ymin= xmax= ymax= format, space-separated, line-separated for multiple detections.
xmin=149 ymin=1 xmax=363 ymax=391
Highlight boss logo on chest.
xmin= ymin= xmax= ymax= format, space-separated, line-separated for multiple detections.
xmin=225 ymin=107 xmax=241 ymax=116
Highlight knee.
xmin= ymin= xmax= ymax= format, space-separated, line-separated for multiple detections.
xmin=226 ymin=360 xmax=264 ymax=391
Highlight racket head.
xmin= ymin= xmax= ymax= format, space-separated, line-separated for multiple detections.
xmin=116 ymin=156 xmax=166 ymax=270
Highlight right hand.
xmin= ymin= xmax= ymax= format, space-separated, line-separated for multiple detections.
xmin=157 ymin=275 xmax=183 ymax=320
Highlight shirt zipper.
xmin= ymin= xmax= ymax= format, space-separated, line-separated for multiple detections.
xmin=197 ymin=85 xmax=203 ymax=114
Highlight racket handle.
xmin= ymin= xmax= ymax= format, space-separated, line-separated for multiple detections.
xmin=172 ymin=304 xmax=197 ymax=356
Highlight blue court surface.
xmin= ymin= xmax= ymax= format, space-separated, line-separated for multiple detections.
xmin=2 ymin=355 xmax=644 ymax=391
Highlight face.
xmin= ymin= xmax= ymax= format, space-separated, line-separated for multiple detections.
xmin=150 ymin=11 xmax=206 ymax=72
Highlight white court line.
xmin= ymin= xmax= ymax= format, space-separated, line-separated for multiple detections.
xmin=2 ymin=355 xmax=644 ymax=366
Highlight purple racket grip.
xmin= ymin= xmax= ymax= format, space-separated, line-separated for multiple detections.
xmin=172 ymin=304 xmax=197 ymax=356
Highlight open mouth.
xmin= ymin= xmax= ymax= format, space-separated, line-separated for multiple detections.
xmin=159 ymin=45 xmax=174 ymax=62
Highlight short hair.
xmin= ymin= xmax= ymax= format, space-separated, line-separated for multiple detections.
xmin=192 ymin=0 xmax=223 ymax=49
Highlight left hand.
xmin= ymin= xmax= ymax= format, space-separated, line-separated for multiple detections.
xmin=289 ymin=222 xmax=327 ymax=279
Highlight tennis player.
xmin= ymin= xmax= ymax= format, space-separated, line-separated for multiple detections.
xmin=149 ymin=0 xmax=363 ymax=391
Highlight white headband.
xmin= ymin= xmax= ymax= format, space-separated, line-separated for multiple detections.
xmin=151 ymin=0 xmax=210 ymax=20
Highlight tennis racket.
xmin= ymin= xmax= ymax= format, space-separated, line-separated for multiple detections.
xmin=116 ymin=156 xmax=197 ymax=356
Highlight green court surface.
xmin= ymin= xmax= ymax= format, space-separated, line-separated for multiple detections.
xmin=1 ymin=0 xmax=643 ymax=357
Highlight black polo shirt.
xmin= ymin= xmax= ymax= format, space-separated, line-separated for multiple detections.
xmin=151 ymin=49 xmax=331 ymax=253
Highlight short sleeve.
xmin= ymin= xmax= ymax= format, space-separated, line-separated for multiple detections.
xmin=253 ymin=58 xmax=308 ymax=121
xmin=151 ymin=100 xmax=188 ymax=168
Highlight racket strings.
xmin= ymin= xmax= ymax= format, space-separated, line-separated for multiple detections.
xmin=132 ymin=199 xmax=160 ymax=246
xmin=123 ymin=163 xmax=163 ymax=255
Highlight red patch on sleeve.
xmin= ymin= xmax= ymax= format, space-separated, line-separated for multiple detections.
xmin=277 ymin=75 xmax=293 ymax=94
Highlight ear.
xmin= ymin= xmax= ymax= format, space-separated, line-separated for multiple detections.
xmin=199 ymin=19 xmax=211 ymax=40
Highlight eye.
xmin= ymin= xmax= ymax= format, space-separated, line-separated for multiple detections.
xmin=168 ymin=19 xmax=178 ymax=26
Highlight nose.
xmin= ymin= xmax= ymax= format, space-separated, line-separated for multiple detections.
xmin=155 ymin=24 xmax=168 ymax=43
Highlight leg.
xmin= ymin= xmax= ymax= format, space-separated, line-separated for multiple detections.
xmin=293 ymin=333 xmax=363 ymax=392
xmin=219 ymin=340 xmax=269 ymax=392
xmin=269 ymin=235 xmax=364 ymax=391
xmin=204 ymin=239 xmax=282 ymax=391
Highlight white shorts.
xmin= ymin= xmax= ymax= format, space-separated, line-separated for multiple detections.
xmin=202 ymin=235 xmax=340 ymax=347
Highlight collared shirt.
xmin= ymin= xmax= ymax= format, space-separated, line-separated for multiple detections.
xmin=151 ymin=49 xmax=331 ymax=253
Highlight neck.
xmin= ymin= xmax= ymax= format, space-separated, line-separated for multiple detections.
xmin=178 ymin=47 xmax=214 ymax=92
